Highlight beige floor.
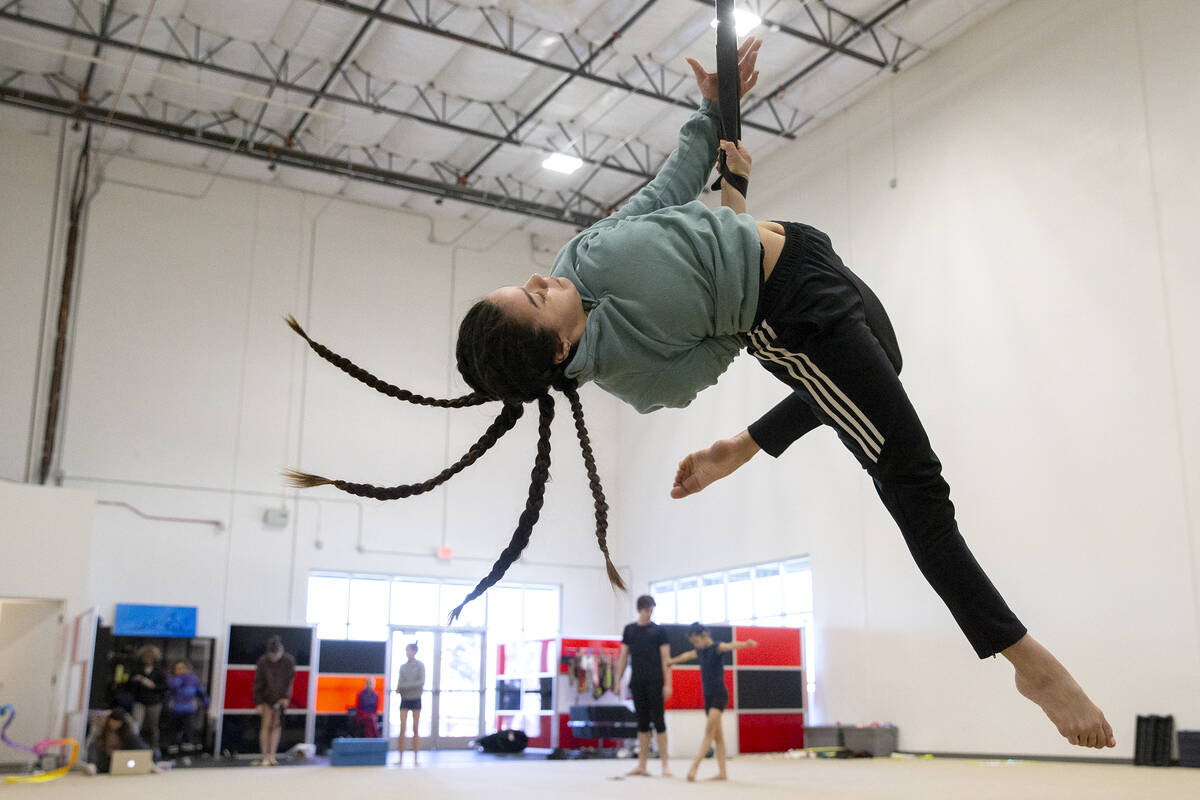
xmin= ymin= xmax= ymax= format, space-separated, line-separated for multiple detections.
xmin=13 ymin=755 xmax=1198 ymax=798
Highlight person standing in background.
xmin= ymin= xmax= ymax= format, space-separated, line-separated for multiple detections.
xmin=164 ymin=660 xmax=209 ymax=763
xmin=128 ymin=645 xmax=167 ymax=759
xmin=253 ymin=635 xmax=295 ymax=766
xmin=616 ymin=595 xmax=673 ymax=777
xmin=355 ymin=678 xmax=380 ymax=738
xmin=394 ymin=643 xmax=425 ymax=765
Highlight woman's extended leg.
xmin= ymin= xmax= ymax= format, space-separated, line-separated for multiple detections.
xmin=687 ymin=710 xmax=721 ymax=782
xmin=711 ymin=713 xmax=727 ymax=781
xmin=745 ymin=309 xmax=1112 ymax=746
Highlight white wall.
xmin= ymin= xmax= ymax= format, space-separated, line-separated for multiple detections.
xmin=0 ymin=482 xmax=95 ymax=754
xmin=3 ymin=0 xmax=1197 ymax=761
xmin=0 ymin=599 xmax=64 ymax=765
xmin=619 ymin=0 xmax=1200 ymax=758
xmin=0 ymin=129 xmax=625 ymax=662
xmin=0 ymin=483 xmax=94 ymax=613
xmin=0 ymin=112 xmax=60 ymax=482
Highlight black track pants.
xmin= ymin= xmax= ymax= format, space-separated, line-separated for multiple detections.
xmin=745 ymin=223 xmax=1027 ymax=659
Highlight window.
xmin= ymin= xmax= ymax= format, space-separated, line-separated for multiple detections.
xmin=305 ymin=573 xmax=559 ymax=641
xmin=648 ymin=557 xmax=811 ymax=627
xmin=306 ymin=575 xmax=350 ymax=640
xmin=676 ymin=578 xmax=699 ymax=624
xmin=648 ymin=557 xmax=815 ymax=700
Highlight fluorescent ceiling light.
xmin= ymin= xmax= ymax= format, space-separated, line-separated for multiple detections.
xmin=542 ymin=152 xmax=583 ymax=174
xmin=710 ymin=9 xmax=762 ymax=36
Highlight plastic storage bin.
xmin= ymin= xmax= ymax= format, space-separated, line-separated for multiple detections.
xmin=1178 ymin=730 xmax=1200 ymax=768
xmin=330 ymin=737 xmax=388 ymax=767
xmin=803 ymin=726 xmax=843 ymax=748
xmin=842 ymin=726 xmax=898 ymax=756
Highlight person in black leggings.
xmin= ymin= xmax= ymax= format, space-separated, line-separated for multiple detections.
xmin=615 ymin=595 xmax=672 ymax=776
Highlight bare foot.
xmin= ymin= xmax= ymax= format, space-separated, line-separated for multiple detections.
xmin=662 ymin=768 xmax=674 ymax=778
xmin=626 ymin=766 xmax=649 ymax=777
xmin=671 ymin=431 xmax=758 ymax=498
xmin=686 ymin=768 xmax=697 ymax=782
xmin=706 ymin=775 xmax=727 ymax=781
xmin=1004 ymin=635 xmax=1115 ymax=749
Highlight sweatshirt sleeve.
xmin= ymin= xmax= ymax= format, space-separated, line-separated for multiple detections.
xmin=624 ymin=335 xmax=742 ymax=413
xmin=252 ymin=659 xmax=266 ymax=706
xmin=607 ymin=101 xmax=719 ymax=221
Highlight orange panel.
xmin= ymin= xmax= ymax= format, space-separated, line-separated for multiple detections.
xmin=315 ymin=675 xmax=384 ymax=714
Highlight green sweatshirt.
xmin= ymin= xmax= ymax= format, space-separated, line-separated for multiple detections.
xmin=551 ymin=100 xmax=761 ymax=413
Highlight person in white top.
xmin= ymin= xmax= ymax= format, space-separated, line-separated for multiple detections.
xmin=394 ymin=642 xmax=426 ymax=765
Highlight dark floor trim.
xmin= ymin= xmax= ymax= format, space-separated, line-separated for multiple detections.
xmin=900 ymin=750 xmax=1132 ymax=765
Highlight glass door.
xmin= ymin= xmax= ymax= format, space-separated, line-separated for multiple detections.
xmin=386 ymin=626 xmax=486 ymax=750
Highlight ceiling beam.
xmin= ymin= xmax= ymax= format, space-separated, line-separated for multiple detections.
xmin=686 ymin=0 xmax=888 ymax=68
xmin=0 ymin=84 xmax=599 ymax=228
xmin=311 ymin=0 xmax=795 ymax=139
xmin=462 ymin=0 xmax=659 ymax=179
xmin=287 ymin=0 xmax=387 ymax=143
xmin=745 ymin=0 xmax=915 ymax=119
xmin=0 ymin=8 xmax=659 ymax=181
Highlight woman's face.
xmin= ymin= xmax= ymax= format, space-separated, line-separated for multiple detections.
xmin=487 ymin=275 xmax=585 ymax=361
xmin=172 ymin=662 xmax=188 ymax=675
xmin=405 ymin=645 xmax=416 ymax=659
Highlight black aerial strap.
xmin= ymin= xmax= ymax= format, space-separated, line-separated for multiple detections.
xmin=711 ymin=0 xmax=747 ymax=195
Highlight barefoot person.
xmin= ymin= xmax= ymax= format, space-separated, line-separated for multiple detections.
xmin=394 ymin=642 xmax=425 ymax=766
xmin=284 ymin=35 xmax=1111 ymax=750
xmin=667 ymin=624 xmax=756 ymax=781
xmin=252 ymin=636 xmax=294 ymax=766
xmin=615 ymin=595 xmax=673 ymax=777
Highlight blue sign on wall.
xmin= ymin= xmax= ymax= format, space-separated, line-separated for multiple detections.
xmin=113 ymin=604 xmax=197 ymax=638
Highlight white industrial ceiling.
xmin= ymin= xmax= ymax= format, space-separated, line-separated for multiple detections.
xmin=0 ymin=0 xmax=1012 ymax=238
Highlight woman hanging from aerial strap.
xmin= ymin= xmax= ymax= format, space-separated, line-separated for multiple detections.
xmin=284 ymin=23 xmax=1113 ymax=750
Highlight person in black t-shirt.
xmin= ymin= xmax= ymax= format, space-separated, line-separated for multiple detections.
xmin=615 ymin=594 xmax=672 ymax=777
xmin=667 ymin=622 xmax=757 ymax=782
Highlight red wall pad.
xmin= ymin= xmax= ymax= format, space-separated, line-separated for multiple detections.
xmin=223 ymin=668 xmax=256 ymax=710
xmin=738 ymin=713 xmax=805 ymax=753
xmin=733 ymin=626 xmax=802 ymax=666
xmin=223 ymin=667 xmax=310 ymax=709
xmin=664 ymin=668 xmax=734 ymax=711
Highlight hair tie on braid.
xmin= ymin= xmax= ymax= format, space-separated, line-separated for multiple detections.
xmin=285 ymin=315 xmax=489 ymax=408
xmin=283 ymin=403 xmax=524 ymax=500
xmin=448 ymin=393 xmax=555 ymax=623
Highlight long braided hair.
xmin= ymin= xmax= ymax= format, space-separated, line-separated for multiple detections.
xmin=283 ymin=306 xmax=624 ymax=623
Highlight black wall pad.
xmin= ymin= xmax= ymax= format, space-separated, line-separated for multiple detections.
xmin=220 ymin=713 xmax=307 ymax=756
xmin=663 ymin=623 xmax=733 ymax=664
xmin=737 ymin=668 xmax=805 ymax=710
xmin=317 ymin=639 xmax=386 ymax=674
xmin=227 ymin=625 xmax=312 ymax=666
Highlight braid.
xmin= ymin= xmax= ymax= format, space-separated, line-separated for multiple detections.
xmin=448 ymin=393 xmax=554 ymax=623
xmin=283 ymin=403 xmax=524 ymax=499
xmin=286 ymin=315 xmax=487 ymax=408
xmin=559 ymin=382 xmax=625 ymax=591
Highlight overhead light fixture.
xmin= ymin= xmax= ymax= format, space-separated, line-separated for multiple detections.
xmin=710 ymin=8 xmax=762 ymax=36
xmin=542 ymin=152 xmax=583 ymax=174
